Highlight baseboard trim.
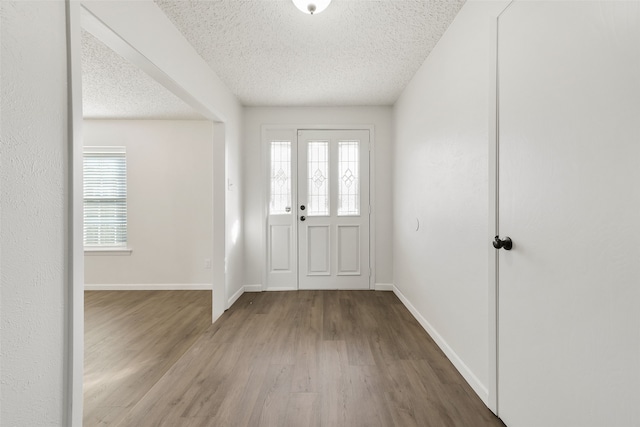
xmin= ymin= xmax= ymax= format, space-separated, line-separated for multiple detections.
xmin=85 ymin=283 xmax=211 ymax=291
xmin=227 ymin=286 xmax=245 ymax=308
xmin=244 ymin=284 xmax=263 ymax=292
xmin=228 ymin=284 xmax=263 ymax=308
xmin=265 ymin=286 xmax=297 ymax=291
xmin=391 ymin=285 xmax=489 ymax=405
xmin=374 ymin=283 xmax=394 ymax=291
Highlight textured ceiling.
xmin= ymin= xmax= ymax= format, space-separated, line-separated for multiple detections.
xmin=81 ymin=29 xmax=205 ymax=120
xmin=155 ymin=0 xmax=465 ymax=107
xmin=81 ymin=0 xmax=465 ymax=116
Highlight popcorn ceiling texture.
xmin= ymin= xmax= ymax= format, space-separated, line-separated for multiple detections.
xmin=81 ymin=29 xmax=204 ymax=119
xmin=155 ymin=0 xmax=465 ymax=106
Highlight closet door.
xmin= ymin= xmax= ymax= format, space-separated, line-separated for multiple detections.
xmin=497 ymin=3 xmax=640 ymax=426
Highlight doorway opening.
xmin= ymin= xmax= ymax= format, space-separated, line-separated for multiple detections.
xmin=68 ymin=3 xmax=228 ymax=425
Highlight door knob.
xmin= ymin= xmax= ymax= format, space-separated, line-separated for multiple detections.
xmin=493 ymin=235 xmax=512 ymax=250
xmin=300 ymin=216 xmax=306 ymax=221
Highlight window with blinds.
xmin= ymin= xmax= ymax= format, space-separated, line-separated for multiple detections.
xmin=83 ymin=146 xmax=127 ymax=247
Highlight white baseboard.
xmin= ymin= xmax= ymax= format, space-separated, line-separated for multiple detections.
xmin=85 ymin=283 xmax=211 ymax=291
xmin=227 ymin=284 xmax=263 ymax=308
xmin=228 ymin=285 xmax=296 ymax=309
xmin=265 ymin=286 xmax=297 ymax=291
xmin=374 ymin=283 xmax=394 ymax=291
xmin=391 ymin=284 xmax=489 ymax=406
xmin=227 ymin=286 xmax=245 ymax=308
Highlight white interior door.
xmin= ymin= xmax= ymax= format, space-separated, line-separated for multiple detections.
xmin=497 ymin=3 xmax=640 ymax=426
xmin=297 ymin=129 xmax=370 ymax=290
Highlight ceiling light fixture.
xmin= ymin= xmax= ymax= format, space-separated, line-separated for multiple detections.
xmin=292 ymin=0 xmax=331 ymax=15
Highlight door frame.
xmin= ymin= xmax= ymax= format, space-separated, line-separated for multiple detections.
xmin=487 ymin=13 xmax=500 ymax=416
xmin=487 ymin=1 xmax=515 ymax=416
xmin=261 ymin=124 xmax=376 ymax=291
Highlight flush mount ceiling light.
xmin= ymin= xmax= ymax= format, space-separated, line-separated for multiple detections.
xmin=292 ymin=0 xmax=332 ymax=15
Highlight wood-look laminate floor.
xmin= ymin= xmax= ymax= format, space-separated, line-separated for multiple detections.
xmin=84 ymin=290 xmax=505 ymax=427
xmin=84 ymin=290 xmax=213 ymax=426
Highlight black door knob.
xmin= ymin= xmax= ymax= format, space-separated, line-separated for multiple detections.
xmin=493 ymin=235 xmax=512 ymax=250
xmin=300 ymin=216 xmax=306 ymax=222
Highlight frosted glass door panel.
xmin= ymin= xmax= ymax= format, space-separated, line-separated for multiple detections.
xmin=307 ymin=141 xmax=329 ymax=216
xmin=270 ymin=141 xmax=291 ymax=215
xmin=338 ymin=141 xmax=359 ymax=216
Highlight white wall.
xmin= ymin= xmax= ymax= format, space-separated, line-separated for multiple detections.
xmin=243 ymin=107 xmax=393 ymax=287
xmin=224 ymin=116 xmax=244 ymax=304
xmin=392 ymin=0 xmax=509 ymax=404
xmin=1 ymin=1 xmax=69 ymax=424
xmin=80 ymin=0 xmax=245 ymax=311
xmin=83 ymin=120 xmax=214 ymax=287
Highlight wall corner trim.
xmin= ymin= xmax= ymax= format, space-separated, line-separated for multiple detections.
xmin=392 ymin=285 xmax=490 ymax=406
xmin=244 ymin=284 xmax=263 ymax=293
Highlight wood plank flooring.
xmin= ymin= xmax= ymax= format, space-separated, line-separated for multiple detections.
xmin=84 ymin=290 xmax=505 ymax=427
xmin=84 ymin=290 xmax=212 ymax=426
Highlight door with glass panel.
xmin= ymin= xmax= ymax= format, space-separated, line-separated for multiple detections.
xmin=265 ymin=129 xmax=298 ymax=290
xmin=265 ymin=128 xmax=370 ymax=290
xmin=297 ymin=129 xmax=370 ymax=290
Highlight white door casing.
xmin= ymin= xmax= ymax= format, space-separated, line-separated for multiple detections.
xmin=297 ymin=130 xmax=370 ymax=290
xmin=497 ymin=2 xmax=640 ymax=426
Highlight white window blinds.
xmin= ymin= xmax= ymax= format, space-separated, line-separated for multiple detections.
xmin=83 ymin=146 xmax=127 ymax=247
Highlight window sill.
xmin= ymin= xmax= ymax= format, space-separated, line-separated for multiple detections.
xmin=84 ymin=247 xmax=133 ymax=256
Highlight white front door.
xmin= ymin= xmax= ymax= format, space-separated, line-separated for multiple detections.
xmin=265 ymin=129 xmax=298 ymax=290
xmin=297 ymin=130 xmax=370 ymax=290
xmin=264 ymin=129 xmax=371 ymax=290
xmin=497 ymin=3 xmax=640 ymax=426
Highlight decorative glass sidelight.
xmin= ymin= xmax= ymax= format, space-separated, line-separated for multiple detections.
xmin=270 ymin=141 xmax=292 ymax=215
xmin=338 ymin=140 xmax=359 ymax=215
xmin=308 ymin=141 xmax=329 ymax=216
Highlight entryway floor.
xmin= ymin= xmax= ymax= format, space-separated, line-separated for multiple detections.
xmin=84 ymin=290 xmax=505 ymax=427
